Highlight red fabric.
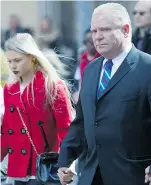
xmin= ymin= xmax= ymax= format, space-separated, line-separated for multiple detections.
xmin=1 ymin=71 xmax=72 ymax=177
xmin=80 ymin=51 xmax=101 ymax=77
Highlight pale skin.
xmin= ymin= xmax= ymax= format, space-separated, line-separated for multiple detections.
xmin=57 ymin=168 xmax=75 ymax=185
xmin=6 ymin=50 xmax=36 ymax=86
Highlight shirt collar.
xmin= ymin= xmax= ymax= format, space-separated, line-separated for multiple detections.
xmin=103 ymin=43 xmax=132 ymax=67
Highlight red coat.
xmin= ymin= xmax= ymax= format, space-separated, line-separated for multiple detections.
xmin=80 ymin=51 xmax=101 ymax=77
xmin=1 ymin=71 xmax=72 ymax=177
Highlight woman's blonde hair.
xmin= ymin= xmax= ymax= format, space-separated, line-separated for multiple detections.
xmin=4 ymin=33 xmax=73 ymax=111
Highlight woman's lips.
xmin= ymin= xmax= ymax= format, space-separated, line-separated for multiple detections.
xmin=13 ymin=71 xmax=19 ymax=74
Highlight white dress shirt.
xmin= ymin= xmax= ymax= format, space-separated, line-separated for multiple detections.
xmin=99 ymin=44 xmax=132 ymax=84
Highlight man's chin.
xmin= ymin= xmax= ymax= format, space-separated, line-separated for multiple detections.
xmin=97 ymin=49 xmax=109 ymax=56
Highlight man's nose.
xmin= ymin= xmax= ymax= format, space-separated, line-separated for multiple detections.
xmin=95 ymin=31 xmax=104 ymax=40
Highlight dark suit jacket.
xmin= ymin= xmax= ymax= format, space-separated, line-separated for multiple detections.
xmin=58 ymin=46 xmax=151 ymax=185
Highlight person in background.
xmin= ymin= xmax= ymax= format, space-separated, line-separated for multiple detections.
xmin=73 ymin=29 xmax=100 ymax=103
xmin=37 ymin=16 xmax=61 ymax=52
xmin=42 ymin=48 xmax=70 ymax=81
xmin=132 ymin=0 xmax=151 ymax=55
xmin=1 ymin=33 xmax=73 ymax=185
xmin=3 ymin=15 xmax=25 ymax=41
xmin=37 ymin=16 xmax=76 ymax=90
xmin=1 ymin=14 xmax=33 ymax=49
xmin=1 ymin=49 xmax=9 ymax=87
xmin=58 ymin=2 xmax=151 ymax=185
xmin=80 ymin=29 xmax=101 ymax=78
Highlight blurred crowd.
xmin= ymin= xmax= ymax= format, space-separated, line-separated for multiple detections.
xmin=1 ymin=0 xmax=151 ymax=100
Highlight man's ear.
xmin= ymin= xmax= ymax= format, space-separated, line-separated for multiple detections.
xmin=122 ymin=24 xmax=130 ymax=38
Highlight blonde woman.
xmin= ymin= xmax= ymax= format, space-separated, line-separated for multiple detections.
xmin=1 ymin=33 xmax=73 ymax=185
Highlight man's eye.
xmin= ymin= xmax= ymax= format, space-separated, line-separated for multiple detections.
xmin=104 ymin=28 xmax=111 ymax=31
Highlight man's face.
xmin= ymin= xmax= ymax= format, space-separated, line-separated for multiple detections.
xmin=6 ymin=50 xmax=35 ymax=79
xmin=91 ymin=13 xmax=126 ymax=58
xmin=133 ymin=2 xmax=151 ymax=28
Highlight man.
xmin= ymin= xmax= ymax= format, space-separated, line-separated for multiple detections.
xmin=4 ymin=15 xmax=25 ymax=41
xmin=58 ymin=3 xmax=151 ymax=185
xmin=1 ymin=14 xmax=33 ymax=49
xmin=132 ymin=1 xmax=151 ymax=55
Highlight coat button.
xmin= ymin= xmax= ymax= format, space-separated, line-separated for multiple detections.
xmin=8 ymin=129 xmax=14 ymax=135
xmin=8 ymin=148 xmax=13 ymax=154
xmin=97 ymin=145 xmax=101 ymax=150
xmin=95 ymin=122 xmax=98 ymax=127
xmin=21 ymin=128 xmax=26 ymax=134
xmin=21 ymin=148 xmax=27 ymax=155
xmin=10 ymin=106 xmax=15 ymax=112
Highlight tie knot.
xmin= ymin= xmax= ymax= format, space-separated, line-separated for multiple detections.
xmin=104 ymin=59 xmax=113 ymax=68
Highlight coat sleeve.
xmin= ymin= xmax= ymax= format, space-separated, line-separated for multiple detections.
xmin=53 ymin=80 xmax=73 ymax=142
xmin=58 ymin=90 xmax=86 ymax=168
xmin=1 ymin=85 xmax=9 ymax=161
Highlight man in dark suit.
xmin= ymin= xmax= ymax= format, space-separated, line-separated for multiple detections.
xmin=58 ymin=3 xmax=151 ymax=185
xmin=132 ymin=1 xmax=151 ymax=55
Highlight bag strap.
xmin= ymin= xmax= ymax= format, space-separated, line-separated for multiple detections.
xmin=37 ymin=121 xmax=49 ymax=151
xmin=17 ymin=107 xmax=39 ymax=156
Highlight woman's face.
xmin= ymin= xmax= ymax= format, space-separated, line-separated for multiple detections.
xmin=6 ymin=50 xmax=35 ymax=79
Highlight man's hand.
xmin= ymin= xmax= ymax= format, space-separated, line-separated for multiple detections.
xmin=145 ymin=166 xmax=151 ymax=184
xmin=58 ymin=167 xmax=75 ymax=185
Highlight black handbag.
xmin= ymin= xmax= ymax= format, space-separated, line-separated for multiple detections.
xmin=17 ymin=108 xmax=60 ymax=185
xmin=36 ymin=121 xmax=60 ymax=184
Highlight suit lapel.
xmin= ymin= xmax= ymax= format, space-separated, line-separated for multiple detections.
xmin=97 ymin=46 xmax=138 ymax=101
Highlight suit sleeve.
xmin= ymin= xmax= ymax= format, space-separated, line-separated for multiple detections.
xmin=58 ymin=90 xmax=86 ymax=168
xmin=148 ymin=77 xmax=151 ymax=111
xmin=53 ymin=80 xmax=73 ymax=142
xmin=1 ymin=85 xmax=9 ymax=161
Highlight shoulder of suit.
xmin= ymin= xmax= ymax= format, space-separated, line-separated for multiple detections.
xmin=137 ymin=49 xmax=151 ymax=62
xmin=84 ymin=56 xmax=103 ymax=70
xmin=135 ymin=49 xmax=151 ymax=70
